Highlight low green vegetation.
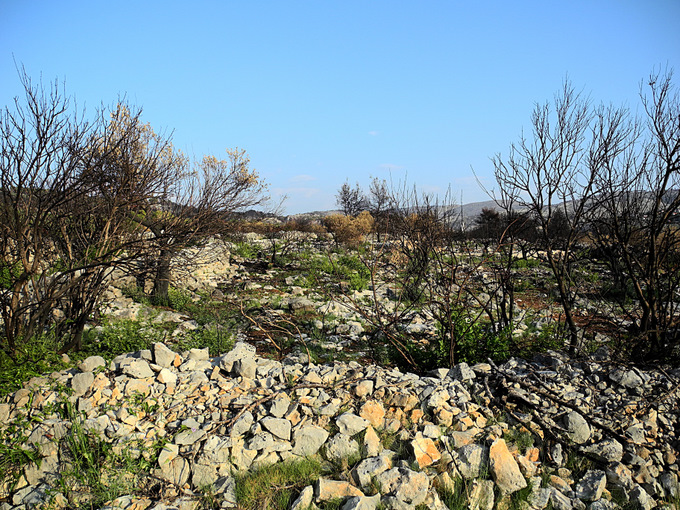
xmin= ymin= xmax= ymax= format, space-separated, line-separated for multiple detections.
xmin=0 ymin=334 xmax=69 ymax=397
xmin=0 ymin=390 xmax=167 ymax=509
xmin=233 ymin=458 xmax=324 ymax=510
xmin=233 ymin=240 xmax=260 ymax=260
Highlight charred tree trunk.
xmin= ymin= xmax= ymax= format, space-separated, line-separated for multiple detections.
xmin=153 ymin=249 xmax=173 ymax=306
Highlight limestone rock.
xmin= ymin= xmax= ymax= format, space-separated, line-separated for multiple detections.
xmin=450 ymin=362 xmax=476 ymax=381
xmin=584 ymin=439 xmax=623 ymax=463
xmin=291 ymin=485 xmax=315 ymax=510
xmin=574 ymin=470 xmax=607 ymax=501
xmin=217 ymin=341 xmax=256 ymax=373
xmin=325 ymin=434 xmax=360 ymax=464
xmin=468 ymin=479 xmax=495 ymax=510
xmin=562 ymin=411 xmax=591 ymax=444
xmin=377 ymin=467 xmax=429 ymax=507
xmin=158 ymin=456 xmax=191 ymax=487
xmin=292 ymin=425 xmax=329 ymax=457
xmin=154 ymin=342 xmax=180 ymax=368
xmin=261 ymin=417 xmax=292 ymax=441
xmin=157 ymin=368 xmax=177 ymax=385
xmin=457 ymin=443 xmax=485 ymax=479
xmin=359 ymin=400 xmax=385 ymax=429
xmin=71 ymin=371 xmax=95 ymax=397
xmin=352 ymin=455 xmax=392 ymax=488
xmin=610 ymin=368 xmax=643 ymax=389
xmin=123 ymin=359 xmax=154 ymax=379
xmin=341 ymin=494 xmax=381 ymax=510
xmin=410 ymin=433 xmax=441 ymax=468
xmin=78 ymin=355 xmax=106 ymax=372
xmin=489 ymin=438 xmax=527 ymax=494
xmin=362 ymin=425 xmax=382 ymax=457
xmin=315 ymin=478 xmax=364 ymax=502
xmin=630 ymin=485 xmax=656 ymax=510
xmin=336 ymin=412 xmax=370 ymax=436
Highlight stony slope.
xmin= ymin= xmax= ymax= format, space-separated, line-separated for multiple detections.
xmin=1 ymin=339 xmax=678 ymax=510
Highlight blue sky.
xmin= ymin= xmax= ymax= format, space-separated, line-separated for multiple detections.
xmin=2 ymin=1 xmax=679 ymax=214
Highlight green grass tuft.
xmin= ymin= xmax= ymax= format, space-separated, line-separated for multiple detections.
xmin=234 ymin=458 xmax=324 ymax=510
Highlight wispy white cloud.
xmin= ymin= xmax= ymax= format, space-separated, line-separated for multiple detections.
xmin=289 ymin=174 xmax=317 ymax=183
xmin=273 ymin=187 xmax=321 ymax=199
xmin=368 ymin=130 xmax=379 ymax=136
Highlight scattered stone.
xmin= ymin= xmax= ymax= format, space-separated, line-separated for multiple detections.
xmin=123 ymin=359 xmax=154 ymax=379
xmin=362 ymin=425 xmax=382 ymax=457
xmin=354 ymin=379 xmax=374 ymax=398
xmin=336 ymin=412 xmax=370 ymax=436
xmin=450 ymin=362 xmax=476 ymax=381
xmin=157 ymin=367 xmax=177 ymax=385
xmin=341 ymin=494 xmax=380 ymax=510
xmin=378 ymin=467 xmax=429 ymax=508
xmin=157 ymin=455 xmax=191 ymax=487
xmin=410 ymin=432 xmax=442 ymax=468
xmin=292 ymin=425 xmax=329 ymax=457
xmin=610 ymin=369 xmax=643 ymax=389
xmin=457 ymin=443 xmax=486 ymax=479
xmin=584 ymin=439 xmax=624 ymax=463
xmin=71 ymin=371 xmax=95 ymax=397
xmin=2 ymin=317 xmax=677 ymax=510
xmin=574 ymin=470 xmax=607 ymax=501
xmin=353 ymin=454 xmax=392 ymax=488
xmin=562 ymin=411 xmax=591 ymax=444
xmin=217 ymin=341 xmax=256 ymax=373
xmin=489 ymin=438 xmax=527 ymax=494
xmin=78 ymin=356 xmax=107 ymax=372
xmin=468 ymin=479 xmax=495 ymax=510
xmin=630 ymin=484 xmax=656 ymax=510
xmin=315 ymin=478 xmax=364 ymax=501
xmin=261 ymin=417 xmax=292 ymax=441
xmin=154 ymin=343 xmax=180 ymax=368
xmin=325 ymin=434 xmax=360 ymax=464
xmin=291 ymin=485 xmax=315 ymax=510
xmin=359 ymin=400 xmax=385 ymax=429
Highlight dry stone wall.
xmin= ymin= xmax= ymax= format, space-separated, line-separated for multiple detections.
xmin=1 ymin=340 xmax=678 ymax=509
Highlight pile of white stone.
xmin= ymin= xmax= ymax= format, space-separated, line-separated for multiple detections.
xmin=1 ymin=341 xmax=678 ymax=510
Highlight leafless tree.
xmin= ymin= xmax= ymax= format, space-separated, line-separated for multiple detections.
xmin=368 ymin=176 xmax=392 ymax=241
xmin=336 ymin=180 xmax=367 ymax=217
xmin=0 ymin=70 xmax=269 ymax=357
xmin=492 ymin=80 xmax=597 ymax=355
xmin=0 ymin=73 xmax=173 ymax=355
xmin=135 ymin=148 xmax=269 ymax=305
xmin=588 ymin=70 xmax=680 ymax=359
xmin=0 ymin=71 xmax=93 ymax=356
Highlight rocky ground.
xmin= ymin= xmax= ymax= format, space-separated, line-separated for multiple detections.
xmin=1 ymin=236 xmax=679 ymax=509
xmin=1 ymin=338 xmax=678 ymax=509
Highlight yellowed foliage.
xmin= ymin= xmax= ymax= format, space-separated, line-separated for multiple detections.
xmin=324 ymin=211 xmax=374 ymax=246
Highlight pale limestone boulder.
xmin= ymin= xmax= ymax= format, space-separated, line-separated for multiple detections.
xmin=489 ymin=438 xmax=527 ymax=494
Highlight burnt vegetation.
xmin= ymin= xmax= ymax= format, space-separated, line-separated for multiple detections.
xmin=0 ymin=70 xmax=267 ymax=362
xmin=0 ymin=67 xmax=678 ymax=382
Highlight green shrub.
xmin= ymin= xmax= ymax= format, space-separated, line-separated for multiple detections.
xmin=57 ymin=398 xmax=160 ymax=508
xmin=511 ymin=258 xmax=541 ymax=269
xmin=234 ymin=241 xmax=259 ymax=259
xmin=0 ymin=262 xmax=22 ymax=290
xmin=167 ymin=286 xmax=193 ymax=311
xmin=179 ymin=323 xmax=236 ymax=357
xmin=121 ymin=286 xmax=152 ymax=306
xmin=82 ymin=320 xmax=162 ymax=359
xmin=0 ymin=333 xmax=66 ymax=397
xmin=0 ymin=429 xmax=41 ymax=493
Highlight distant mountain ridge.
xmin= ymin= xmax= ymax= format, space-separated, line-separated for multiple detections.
xmin=281 ymin=189 xmax=680 ymax=223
